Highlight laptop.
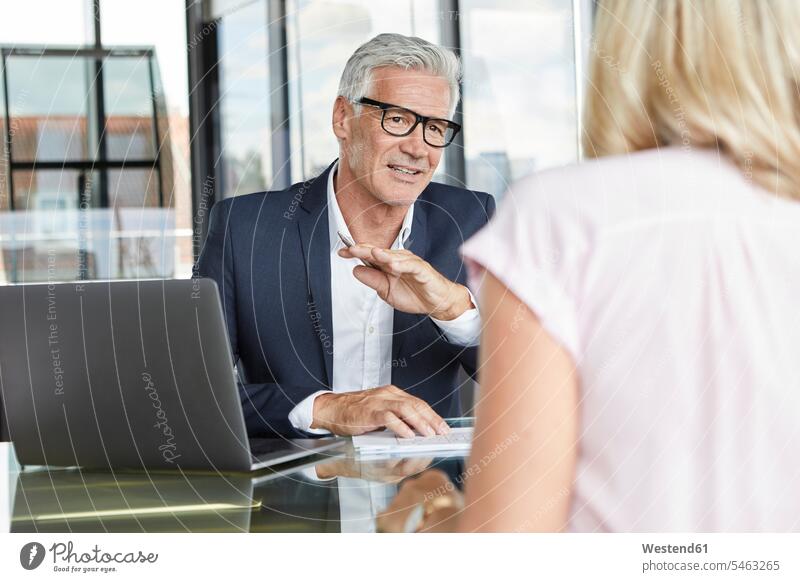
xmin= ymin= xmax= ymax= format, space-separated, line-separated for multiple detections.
xmin=0 ymin=278 xmax=343 ymax=472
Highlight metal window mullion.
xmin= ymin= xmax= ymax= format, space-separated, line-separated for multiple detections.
xmin=9 ymin=159 xmax=159 ymax=170
xmin=290 ymin=5 xmax=307 ymax=179
xmin=267 ymin=0 xmax=291 ymax=189
xmin=2 ymin=50 xmax=16 ymax=211
xmin=4 ymin=47 xmax=153 ymax=59
xmin=573 ymin=0 xmax=594 ymax=160
xmin=147 ymin=55 xmax=165 ymax=207
xmin=439 ymin=0 xmax=466 ymax=187
xmin=186 ymin=0 xmax=220 ymax=260
xmin=90 ymin=0 xmax=108 ymax=209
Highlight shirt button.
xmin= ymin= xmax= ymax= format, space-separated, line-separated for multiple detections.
xmin=368 ymin=326 xmax=375 ymax=334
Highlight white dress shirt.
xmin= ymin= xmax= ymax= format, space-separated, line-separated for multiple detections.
xmin=297 ymin=465 xmax=398 ymax=533
xmin=288 ymin=162 xmax=481 ymax=433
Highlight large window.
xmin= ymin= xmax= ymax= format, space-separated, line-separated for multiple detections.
xmin=200 ymin=0 xmax=585 ymax=205
xmin=0 ymin=48 xmax=174 ymax=283
xmin=0 ymin=1 xmax=192 ymax=284
xmin=215 ymin=0 xmax=272 ymax=198
xmin=460 ymin=0 xmax=580 ymax=200
xmin=286 ymin=0 xmax=442 ymax=180
xmin=100 ymin=0 xmax=193 ymax=275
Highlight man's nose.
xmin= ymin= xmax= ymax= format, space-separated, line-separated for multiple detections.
xmin=398 ymin=123 xmax=429 ymax=159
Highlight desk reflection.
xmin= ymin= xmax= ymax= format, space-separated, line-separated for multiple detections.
xmin=250 ymin=454 xmax=465 ymax=533
xmin=8 ymin=450 xmax=467 ymax=533
xmin=12 ymin=470 xmax=257 ymax=533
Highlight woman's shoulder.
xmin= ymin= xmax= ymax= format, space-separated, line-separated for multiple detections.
xmin=505 ymin=146 xmax=753 ymax=235
xmin=511 ymin=147 xmax=724 ymax=202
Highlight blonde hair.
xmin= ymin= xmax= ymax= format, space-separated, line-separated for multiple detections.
xmin=583 ymin=0 xmax=800 ymax=199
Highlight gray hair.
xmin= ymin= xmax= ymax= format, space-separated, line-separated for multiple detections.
xmin=337 ymin=33 xmax=462 ymax=117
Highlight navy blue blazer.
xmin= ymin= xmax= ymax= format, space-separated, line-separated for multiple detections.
xmin=196 ymin=161 xmax=495 ymax=437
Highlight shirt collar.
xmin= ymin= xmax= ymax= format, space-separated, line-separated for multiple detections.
xmin=327 ymin=160 xmax=415 ymax=253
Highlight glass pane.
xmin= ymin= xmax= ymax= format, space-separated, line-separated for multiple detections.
xmin=217 ymin=0 xmax=271 ymax=198
xmin=5 ymin=55 xmax=91 ymax=162
xmin=108 ymin=167 xmax=160 ymax=208
xmin=3 ymin=169 xmax=97 ymax=283
xmin=100 ymin=0 xmax=192 ymax=276
xmin=99 ymin=0 xmax=190 ymax=118
xmin=0 ymin=2 xmax=190 ymax=283
xmin=0 ymin=240 xmax=94 ymax=283
xmin=286 ymin=0 xmax=442 ymax=180
xmin=103 ymin=56 xmax=157 ymax=161
xmin=1 ymin=169 xmax=174 ymax=283
xmin=11 ymin=169 xmax=91 ymax=213
xmin=112 ymin=206 xmax=176 ymax=280
xmin=459 ymin=0 xmax=578 ymax=200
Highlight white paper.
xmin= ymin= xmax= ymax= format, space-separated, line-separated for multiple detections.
xmin=352 ymin=427 xmax=473 ymax=456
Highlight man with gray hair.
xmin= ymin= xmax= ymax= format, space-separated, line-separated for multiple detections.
xmin=198 ymin=33 xmax=495 ymax=439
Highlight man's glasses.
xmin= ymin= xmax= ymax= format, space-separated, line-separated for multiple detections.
xmin=353 ymin=97 xmax=461 ymax=148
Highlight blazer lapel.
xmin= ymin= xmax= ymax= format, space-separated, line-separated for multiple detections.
xmin=392 ymin=197 xmax=429 ymax=365
xmin=296 ymin=162 xmax=336 ymax=387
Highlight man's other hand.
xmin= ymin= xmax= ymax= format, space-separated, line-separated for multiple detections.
xmin=310 ymin=385 xmax=451 ymax=438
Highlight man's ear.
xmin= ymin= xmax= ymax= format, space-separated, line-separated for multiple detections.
xmin=332 ymin=95 xmax=352 ymax=142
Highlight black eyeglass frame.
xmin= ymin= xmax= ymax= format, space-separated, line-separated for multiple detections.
xmin=353 ymin=96 xmax=462 ymax=148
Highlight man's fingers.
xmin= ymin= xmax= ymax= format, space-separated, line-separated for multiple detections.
xmin=341 ymin=245 xmax=413 ymax=262
xmin=380 ymin=410 xmax=416 ymax=439
xmin=381 ymin=387 xmax=449 ymax=436
xmin=347 ymin=386 xmax=450 ymax=439
xmin=404 ymin=397 xmax=449 ymax=435
xmin=394 ymin=401 xmax=435 ymax=437
xmin=339 ymin=244 xmax=377 ymax=260
xmin=343 ymin=246 xmax=430 ymax=284
xmin=378 ymin=256 xmax=426 ymax=278
xmin=352 ymin=265 xmax=390 ymax=297
xmin=392 ymin=398 xmax=448 ymax=437
xmin=337 ymin=245 xmax=378 ymax=268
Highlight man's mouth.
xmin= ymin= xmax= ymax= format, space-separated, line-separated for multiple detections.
xmin=388 ymin=164 xmax=424 ymax=177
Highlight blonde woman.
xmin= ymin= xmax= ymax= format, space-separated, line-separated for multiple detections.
xmin=378 ymin=0 xmax=800 ymax=532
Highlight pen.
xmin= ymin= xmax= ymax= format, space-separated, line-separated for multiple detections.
xmin=337 ymin=231 xmax=377 ymax=269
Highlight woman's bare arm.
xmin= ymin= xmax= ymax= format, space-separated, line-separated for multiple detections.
xmin=458 ymin=271 xmax=579 ymax=532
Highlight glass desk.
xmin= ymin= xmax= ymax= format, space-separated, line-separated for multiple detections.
xmin=4 ymin=443 xmax=469 ymax=533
